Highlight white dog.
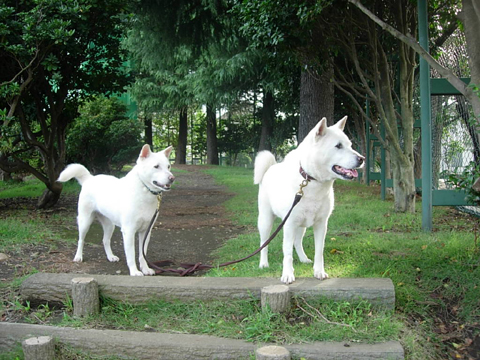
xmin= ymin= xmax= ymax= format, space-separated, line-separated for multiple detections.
xmin=58 ymin=144 xmax=174 ymax=276
xmin=254 ymin=117 xmax=364 ymax=284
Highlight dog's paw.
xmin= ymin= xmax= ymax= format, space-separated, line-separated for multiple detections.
xmin=259 ymin=261 xmax=269 ymax=269
xmin=73 ymin=256 xmax=83 ymax=263
xmin=141 ymin=267 xmax=156 ymax=276
xmin=130 ymin=270 xmax=144 ymax=276
xmin=314 ymin=270 xmax=329 ymax=280
xmin=299 ymin=257 xmax=312 ymax=264
xmin=108 ymin=255 xmax=120 ymax=262
xmin=281 ymin=273 xmax=295 ymax=284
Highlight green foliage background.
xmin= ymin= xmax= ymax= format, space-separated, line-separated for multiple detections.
xmin=66 ymin=96 xmax=142 ymax=173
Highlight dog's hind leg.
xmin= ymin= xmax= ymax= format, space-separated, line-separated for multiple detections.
xmin=74 ymin=212 xmax=94 ymax=263
xmin=137 ymin=230 xmax=155 ymax=276
xmin=258 ymin=209 xmax=275 ymax=269
xmin=312 ymin=219 xmax=329 ymax=280
xmin=294 ymin=227 xmax=312 ymax=263
xmin=97 ymin=214 xmax=119 ymax=263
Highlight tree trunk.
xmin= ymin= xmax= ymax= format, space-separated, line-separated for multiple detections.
xmin=396 ymin=4 xmax=416 ymax=212
xmin=391 ymin=152 xmax=416 ymax=213
xmin=175 ymin=107 xmax=188 ymax=164
xmin=351 ymin=0 xmax=480 ymax=146
xmin=258 ymin=90 xmax=275 ymax=151
xmin=298 ymin=63 xmax=334 ymax=143
xmin=144 ymin=114 xmax=153 ymax=149
xmin=206 ymin=104 xmax=219 ymax=165
xmin=37 ymin=181 xmax=62 ymax=209
xmin=376 ymin=21 xmax=416 ymax=213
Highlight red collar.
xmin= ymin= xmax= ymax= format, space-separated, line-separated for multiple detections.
xmin=299 ymin=166 xmax=316 ymax=181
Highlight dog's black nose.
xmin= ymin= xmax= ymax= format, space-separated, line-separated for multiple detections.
xmin=357 ymin=155 xmax=365 ymax=165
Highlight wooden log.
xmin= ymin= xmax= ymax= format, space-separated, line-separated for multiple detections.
xmin=22 ymin=336 xmax=55 ymax=360
xmin=72 ymin=277 xmax=99 ymax=318
xmin=261 ymin=285 xmax=291 ymax=313
xmin=256 ymin=345 xmax=291 ymax=360
xmin=21 ymin=273 xmax=397 ymax=310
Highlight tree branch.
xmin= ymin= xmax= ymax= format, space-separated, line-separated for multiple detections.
xmin=347 ymin=0 xmax=470 ymax=97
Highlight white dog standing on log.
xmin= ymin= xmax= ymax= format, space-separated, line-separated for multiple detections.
xmin=254 ymin=117 xmax=364 ymax=284
xmin=58 ymin=145 xmax=175 ymax=276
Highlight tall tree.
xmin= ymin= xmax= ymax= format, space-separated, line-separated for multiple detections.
xmin=298 ymin=66 xmax=334 ymax=142
xmin=0 ymin=0 xmax=131 ymax=208
xmin=206 ymin=104 xmax=219 ymax=164
xmin=233 ymin=0 xmax=335 ymax=142
xmin=332 ymin=0 xmax=468 ymax=212
xmin=258 ymin=90 xmax=275 ymax=151
xmin=349 ymin=0 xmax=480 ymax=151
xmin=175 ymin=107 xmax=188 ymax=164
xmin=129 ymin=0 xmax=237 ymax=165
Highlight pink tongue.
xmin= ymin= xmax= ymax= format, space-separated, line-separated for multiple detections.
xmin=345 ymin=169 xmax=358 ymax=178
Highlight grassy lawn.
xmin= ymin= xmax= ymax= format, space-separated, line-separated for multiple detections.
xmin=1 ymin=166 xmax=479 ymax=359
xmin=202 ymin=166 xmax=480 ymax=359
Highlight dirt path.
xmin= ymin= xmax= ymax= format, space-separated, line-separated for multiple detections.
xmin=0 ymin=165 xmax=246 ymax=280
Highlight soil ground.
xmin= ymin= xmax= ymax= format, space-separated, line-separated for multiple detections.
xmin=0 ymin=165 xmax=247 ymax=281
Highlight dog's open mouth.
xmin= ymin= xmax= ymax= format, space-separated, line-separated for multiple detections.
xmin=332 ymin=165 xmax=358 ymax=180
xmin=153 ymin=181 xmax=171 ymax=191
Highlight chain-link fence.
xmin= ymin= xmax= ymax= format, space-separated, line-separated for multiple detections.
xmin=430 ymin=30 xmax=479 ymax=215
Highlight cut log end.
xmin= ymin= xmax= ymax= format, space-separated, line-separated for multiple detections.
xmin=261 ymin=284 xmax=291 ymax=313
xmin=72 ymin=277 xmax=99 ymax=318
xmin=256 ymin=345 xmax=291 ymax=360
xmin=22 ymin=336 xmax=55 ymax=360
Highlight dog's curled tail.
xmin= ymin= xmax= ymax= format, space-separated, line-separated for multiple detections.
xmin=57 ymin=164 xmax=93 ymax=186
xmin=254 ymin=151 xmax=276 ymax=184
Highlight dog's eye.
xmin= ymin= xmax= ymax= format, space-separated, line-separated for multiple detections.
xmin=335 ymin=143 xmax=343 ymax=149
xmin=154 ymin=165 xmax=159 ymax=169
xmin=168 ymin=164 xmax=171 ymax=170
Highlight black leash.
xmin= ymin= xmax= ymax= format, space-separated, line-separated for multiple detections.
xmin=142 ymin=177 xmax=310 ymax=276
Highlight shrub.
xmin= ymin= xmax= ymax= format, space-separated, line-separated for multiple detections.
xmin=66 ymin=96 xmax=142 ymax=173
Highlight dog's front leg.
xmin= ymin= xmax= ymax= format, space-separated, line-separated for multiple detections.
xmin=280 ymin=225 xmax=303 ymax=284
xmin=121 ymin=229 xmax=143 ymax=276
xmin=294 ymin=227 xmax=311 ymax=263
xmin=313 ymin=220 xmax=329 ymax=280
xmin=138 ymin=230 xmax=155 ymax=276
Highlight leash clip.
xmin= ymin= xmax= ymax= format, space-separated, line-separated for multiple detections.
xmin=156 ymin=193 xmax=163 ymax=210
xmin=297 ymin=179 xmax=309 ymax=196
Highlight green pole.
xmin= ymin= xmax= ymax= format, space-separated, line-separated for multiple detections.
xmin=381 ymin=121 xmax=386 ymax=201
xmin=366 ymin=98 xmax=371 ymax=185
xmin=419 ymin=0 xmax=432 ymax=231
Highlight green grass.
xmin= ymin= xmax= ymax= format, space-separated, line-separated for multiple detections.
xmin=0 ymin=176 xmax=80 ymax=199
xmin=56 ymin=295 xmax=398 ymax=344
xmin=0 ymin=178 xmax=79 ymax=253
xmin=202 ymin=167 xmax=480 ymax=359
xmin=0 ymin=217 xmax=59 ymax=251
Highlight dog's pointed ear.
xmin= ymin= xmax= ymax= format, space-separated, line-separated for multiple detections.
xmin=335 ymin=116 xmax=347 ymax=131
xmin=164 ymin=146 xmax=173 ymax=158
xmin=139 ymin=144 xmax=152 ymax=159
xmin=315 ymin=118 xmax=328 ymax=140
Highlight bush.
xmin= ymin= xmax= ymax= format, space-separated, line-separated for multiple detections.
xmin=444 ymin=161 xmax=480 ymax=204
xmin=66 ymin=96 xmax=142 ymax=173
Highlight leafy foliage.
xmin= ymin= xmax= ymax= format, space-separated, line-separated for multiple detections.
xmin=127 ymin=0 xmax=302 ymax=160
xmin=0 ymin=0 xmax=132 ymax=206
xmin=444 ymin=161 xmax=480 ymax=204
xmin=233 ymin=0 xmax=331 ymax=51
xmin=66 ymin=97 xmax=142 ymax=173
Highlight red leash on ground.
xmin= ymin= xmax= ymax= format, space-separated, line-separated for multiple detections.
xmin=143 ymin=191 xmax=304 ymax=276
